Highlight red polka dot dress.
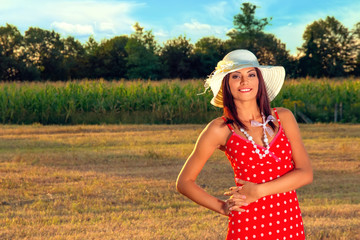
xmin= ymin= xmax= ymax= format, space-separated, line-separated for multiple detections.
xmin=223 ymin=108 xmax=305 ymax=240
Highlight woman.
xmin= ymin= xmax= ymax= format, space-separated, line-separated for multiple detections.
xmin=176 ymin=49 xmax=313 ymax=239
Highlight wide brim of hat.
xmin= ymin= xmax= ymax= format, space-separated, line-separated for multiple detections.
xmin=210 ymin=66 xmax=285 ymax=108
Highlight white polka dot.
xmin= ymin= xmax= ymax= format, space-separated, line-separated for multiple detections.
xmin=277 ymin=166 xmax=281 ymax=170
xmin=243 ymin=145 xmax=247 ymax=148
xmin=262 ymin=206 xmax=265 ymax=210
xmin=269 ymin=213 xmax=273 ymax=217
xmin=244 ymin=169 xmax=248 ymax=172
xmin=253 ymin=235 xmax=256 ymax=238
xmin=276 ymin=145 xmax=280 ymax=148
xmin=277 ymin=212 xmax=280 ymax=215
xmin=235 ymin=150 xmax=237 ymax=153
xmin=262 ymin=215 xmax=265 ymax=219
xmin=269 ymin=232 xmax=272 ymax=235
xmin=269 ymin=222 xmax=272 ymax=226
xmin=241 ymin=152 xmax=245 ymax=156
xmin=284 ymin=228 xmax=287 ymax=231
xmin=254 ymin=217 xmax=257 ymax=220
xmin=253 ymin=225 xmax=256 ymax=229
xmin=261 ymin=171 xmax=264 ymax=174
xmin=246 ymin=218 xmax=249 ymax=222
xmin=253 ymin=174 xmax=256 ymax=177
xmin=249 ymin=157 xmax=252 ymax=160
xmin=277 ymin=230 xmax=280 ymax=233
xmin=254 ymin=208 xmax=258 ymax=211
xmin=236 ymin=142 xmax=239 ymax=145
xmin=245 ymin=227 xmax=248 ymax=231
xmin=269 ymin=169 xmax=272 ymax=172
xmin=270 ymin=204 xmax=273 ymax=208
xmin=261 ymin=233 xmax=264 ymax=237
xmin=252 ymin=165 xmax=255 ymax=169
xmin=282 ymin=150 xmax=285 ymax=154
xmin=277 ymin=221 xmax=280 ymax=224
xmin=247 ymin=177 xmax=250 ymax=180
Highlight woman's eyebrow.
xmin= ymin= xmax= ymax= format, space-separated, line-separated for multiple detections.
xmin=247 ymin=69 xmax=255 ymax=73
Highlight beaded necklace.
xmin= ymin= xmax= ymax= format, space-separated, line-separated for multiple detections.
xmin=239 ymin=114 xmax=276 ymax=159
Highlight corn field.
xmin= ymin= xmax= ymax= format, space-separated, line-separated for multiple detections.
xmin=0 ymin=78 xmax=359 ymax=124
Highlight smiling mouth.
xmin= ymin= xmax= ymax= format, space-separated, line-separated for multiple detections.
xmin=239 ymin=88 xmax=252 ymax=92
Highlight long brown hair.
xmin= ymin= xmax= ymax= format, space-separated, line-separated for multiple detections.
xmin=222 ymin=67 xmax=276 ymax=131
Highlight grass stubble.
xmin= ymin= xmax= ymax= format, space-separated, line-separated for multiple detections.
xmin=0 ymin=123 xmax=359 ymax=239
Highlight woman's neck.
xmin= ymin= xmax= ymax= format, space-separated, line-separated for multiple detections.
xmin=234 ymin=100 xmax=262 ymax=123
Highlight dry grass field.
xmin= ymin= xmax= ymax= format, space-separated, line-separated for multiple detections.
xmin=0 ymin=123 xmax=359 ymax=239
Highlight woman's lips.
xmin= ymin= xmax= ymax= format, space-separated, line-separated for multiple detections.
xmin=239 ymin=88 xmax=252 ymax=92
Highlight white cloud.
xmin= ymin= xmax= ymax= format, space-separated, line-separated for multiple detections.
xmin=0 ymin=0 xmax=144 ymax=41
xmin=51 ymin=22 xmax=94 ymax=36
xmin=205 ymin=1 xmax=230 ymax=22
xmin=175 ymin=19 xmax=229 ymax=42
xmin=183 ymin=20 xmax=212 ymax=31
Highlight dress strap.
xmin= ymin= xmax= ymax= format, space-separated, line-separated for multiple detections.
xmin=273 ymin=108 xmax=281 ymax=125
xmin=221 ymin=116 xmax=235 ymax=133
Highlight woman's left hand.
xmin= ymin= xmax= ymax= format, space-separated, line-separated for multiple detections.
xmin=224 ymin=178 xmax=263 ymax=205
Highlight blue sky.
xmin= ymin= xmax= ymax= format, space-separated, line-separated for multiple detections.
xmin=1 ymin=0 xmax=359 ymax=55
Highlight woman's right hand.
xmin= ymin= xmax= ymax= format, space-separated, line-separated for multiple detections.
xmin=223 ymin=185 xmax=249 ymax=214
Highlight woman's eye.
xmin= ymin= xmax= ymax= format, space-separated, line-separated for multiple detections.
xmin=249 ymin=73 xmax=256 ymax=77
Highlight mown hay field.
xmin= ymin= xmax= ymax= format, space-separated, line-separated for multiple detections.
xmin=0 ymin=123 xmax=359 ymax=239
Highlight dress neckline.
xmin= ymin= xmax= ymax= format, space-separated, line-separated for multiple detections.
xmin=226 ymin=124 xmax=283 ymax=149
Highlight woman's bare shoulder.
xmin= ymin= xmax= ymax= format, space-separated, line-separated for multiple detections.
xmin=274 ymin=107 xmax=298 ymax=131
xmin=274 ymin=107 xmax=295 ymax=121
xmin=202 ymin=117 xmax=231 ymax=141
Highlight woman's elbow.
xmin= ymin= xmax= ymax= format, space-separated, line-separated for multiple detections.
xmin=305 ymin=168 xmax=313 ymax=185
xmin=176 ymin=176 xmax=187 ymax=194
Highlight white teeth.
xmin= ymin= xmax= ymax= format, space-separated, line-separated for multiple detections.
xmin=239 ymin=88 xmax=251 ymax=92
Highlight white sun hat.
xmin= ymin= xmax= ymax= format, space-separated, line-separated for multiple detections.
xmin=203 ymin=49 xmax=285 ymax=108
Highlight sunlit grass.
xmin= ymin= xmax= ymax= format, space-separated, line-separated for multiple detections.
xmin=0 ymin=123 xmax=359 ymax=239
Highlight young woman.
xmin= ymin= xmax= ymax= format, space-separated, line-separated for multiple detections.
xmin=176 ymin=50 xmax=313 ymax=239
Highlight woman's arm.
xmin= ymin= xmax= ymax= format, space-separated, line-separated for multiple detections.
xmin=176 ymin=118 xmax=244 ymax=216
xmin=227 ymin=108 xmax=313 ymax=205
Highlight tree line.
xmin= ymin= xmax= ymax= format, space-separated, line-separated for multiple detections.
xmin=1 ymin=3 xmax=359 ymax=81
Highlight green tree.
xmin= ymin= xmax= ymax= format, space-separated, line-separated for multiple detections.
xmin=125 ymin=23 xmax=161 ymax=79
xmin=63 ymin=36 xmax=86 ymax=79
xmin=227 ymin=3 xmax=291 ymax=72
xmin=24 ymin=27 xmax=66 ymax=80
xmin=193 ymin=37 xmax=226 ymax=77
xmin=99 ymin=36 xmax=129 ymax=79
xmin=351 ymin=22 xmax=360 ymax=76
xmin=0 ymin=24 xmax=39 ymax=80
xmin=160 ymin=35 xmax=194 ymax=79
xmin=299 ymin=16 xmax=356 ymax=77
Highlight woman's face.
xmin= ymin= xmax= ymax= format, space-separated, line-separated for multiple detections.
xmin=228 ymin=67 xmax=259 ymax=102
